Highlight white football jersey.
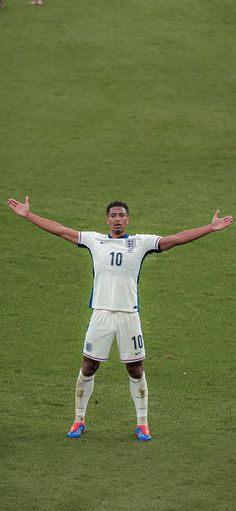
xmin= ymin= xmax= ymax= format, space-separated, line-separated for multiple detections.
xmin=78 ymin=232 xmax=162 ymax=312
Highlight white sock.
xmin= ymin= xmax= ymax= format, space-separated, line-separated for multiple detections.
xmin=75 ymin=369 xmax=95 ymax=422
xmin=129 ymin=372 xmax=148 ymax=426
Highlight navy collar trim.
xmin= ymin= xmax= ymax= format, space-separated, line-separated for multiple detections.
xmin=108 ymin=233 xmax=129 ymax=239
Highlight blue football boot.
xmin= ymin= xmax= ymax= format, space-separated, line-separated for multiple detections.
xmin=136 ymin=425 xmax=152 ymax=441
xmin=67 ymin=421 xmax=86 ymax=438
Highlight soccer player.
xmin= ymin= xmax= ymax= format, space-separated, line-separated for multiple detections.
xmin=7 ymin=196 xmax=233 ymax=441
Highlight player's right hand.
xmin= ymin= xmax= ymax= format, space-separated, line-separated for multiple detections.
xmin=7 ymin=195 xmax=30 ymax=217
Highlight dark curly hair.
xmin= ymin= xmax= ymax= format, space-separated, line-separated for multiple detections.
xmin=106 ymin=201 xmax=129 ymax=216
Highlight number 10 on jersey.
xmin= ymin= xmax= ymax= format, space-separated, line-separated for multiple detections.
xmin=110 ymin=252 xmax=123 ymax=266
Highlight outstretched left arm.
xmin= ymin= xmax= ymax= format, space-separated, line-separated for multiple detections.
xmin=159 ymin=210 xmax=233 ymax=252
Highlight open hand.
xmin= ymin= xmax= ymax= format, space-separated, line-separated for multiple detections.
xmin=212 ymin=209 xmax=233 ymax=231
xmin=7 ymin=196 xmax=30 ymax=217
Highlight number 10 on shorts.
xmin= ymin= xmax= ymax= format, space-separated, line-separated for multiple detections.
xmin=132 ymin=335 xmax=143 ymax=350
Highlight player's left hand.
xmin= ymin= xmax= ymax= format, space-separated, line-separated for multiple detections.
xmin=212 ymin=209 xmax=233 ymax=231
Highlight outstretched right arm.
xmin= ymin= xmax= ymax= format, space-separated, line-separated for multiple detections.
xmin=7 ymin=196 xmax=79 ymax=244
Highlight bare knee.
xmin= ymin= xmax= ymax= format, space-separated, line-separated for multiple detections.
xmin=82 ymin=356 xmax=100 ymax=377
xmin=126 ymin=361 xmax=144 ymax=379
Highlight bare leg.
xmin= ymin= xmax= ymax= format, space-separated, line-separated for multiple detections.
xmin=126 ymin=360 xmax=143 ymax=379
xmin=82 ymin=355 xmax=100 ymax=377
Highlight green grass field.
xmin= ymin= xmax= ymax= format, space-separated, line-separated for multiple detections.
xmin=1 ymin=1 xmax=236 ymax=510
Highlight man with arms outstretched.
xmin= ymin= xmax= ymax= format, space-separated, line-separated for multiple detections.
xmin=7 ymin=196 xmax=233 ymax=441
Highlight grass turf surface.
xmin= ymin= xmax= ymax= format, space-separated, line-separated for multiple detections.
xmin=1 ymin=1 xmax=236 ymax=510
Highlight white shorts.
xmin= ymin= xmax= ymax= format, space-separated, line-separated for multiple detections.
xmin=83 ymin=309 xmax=146 ymax=363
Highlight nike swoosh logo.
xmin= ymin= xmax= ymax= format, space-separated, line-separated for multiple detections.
xmin=100 ymin=241 xmax=110 ymax=244
xmin=135 ymin=350 xmax=142 ymax=355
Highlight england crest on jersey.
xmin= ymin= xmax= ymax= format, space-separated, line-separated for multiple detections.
xmin=125 ymin=238 xmax=136 ymax=252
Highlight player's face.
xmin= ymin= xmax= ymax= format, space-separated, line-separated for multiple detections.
xmin=106 ymin=207 xmax=129 ymax=237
